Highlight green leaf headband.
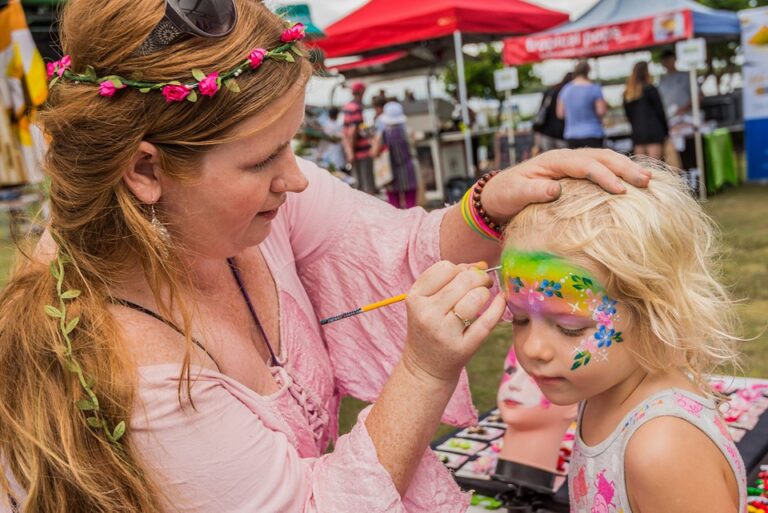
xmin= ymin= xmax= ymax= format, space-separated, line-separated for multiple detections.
xmin=47 ymin=22 xmax=306 ymax=103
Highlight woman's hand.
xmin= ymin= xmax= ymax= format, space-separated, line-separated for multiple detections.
xmin=481 ymin=148 xmax=651 ymax=223
xmin=401 ymin=261 xmax=506 ymax=384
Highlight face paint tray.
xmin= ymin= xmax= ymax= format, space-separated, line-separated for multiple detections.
xmin=455 ymin=425 xmax=505 ymax=442
xmin=434 ymin=437 xmax=488 ymax=456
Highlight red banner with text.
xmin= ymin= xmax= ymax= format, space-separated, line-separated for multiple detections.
xmin=503 ymin=10 xmax=693 ymax=65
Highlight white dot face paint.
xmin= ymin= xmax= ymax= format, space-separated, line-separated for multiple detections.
xmin=501 ymin=249 xmax=625 ymax=371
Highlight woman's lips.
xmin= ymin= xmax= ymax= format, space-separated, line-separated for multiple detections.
xmin=258 ymin=208 xmax=278 ymax=220
xmin=503 ymin=399 xmax=522 ymax=408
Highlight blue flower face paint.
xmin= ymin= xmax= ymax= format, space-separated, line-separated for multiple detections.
xmin=500 ymin=248 xmax=624 ymax=370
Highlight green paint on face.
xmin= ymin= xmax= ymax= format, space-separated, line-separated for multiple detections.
xmin=501 ymin=248 xmax=623 ymax=371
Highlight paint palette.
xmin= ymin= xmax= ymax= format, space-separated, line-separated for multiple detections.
xmin=455 ymin=425 xmax=505 ymax=442
xmin=433 ymin=450 xmax=470 ymax=470
xmin=435 ymin=437 xmax=488 ymax=456
xmin=454 ymin=454 xmax=499 ymax=480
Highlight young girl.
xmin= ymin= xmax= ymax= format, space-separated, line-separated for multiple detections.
xmin=499 ymin=158 xmax=746 ymax=513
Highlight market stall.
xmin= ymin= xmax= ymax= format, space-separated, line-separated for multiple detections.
xmin=313 ymin=0 xmax=569 ymax=193
xmin=502 ymin=0 xmax=742 ymax=198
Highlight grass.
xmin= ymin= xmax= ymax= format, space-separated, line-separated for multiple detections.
xmin=1 ymin=184 xmax=766 ymax=439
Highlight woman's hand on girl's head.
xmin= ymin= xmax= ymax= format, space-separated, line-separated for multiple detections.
xmin=401 ymin=261 xmax=506 ymax=385
xmin=480 ymin=149 xmax=651 ymax=223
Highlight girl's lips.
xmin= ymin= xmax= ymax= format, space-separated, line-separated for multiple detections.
xmin=532 ymin=374 xmax=565 ymax=386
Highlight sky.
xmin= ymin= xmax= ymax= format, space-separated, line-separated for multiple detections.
xmin=271 ymin=0 xmax=654 ymax=112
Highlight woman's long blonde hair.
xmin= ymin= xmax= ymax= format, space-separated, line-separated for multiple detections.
xmin=0 ymin=0 xmax=310 ymax=511
xmin=505 ymin=157 xmax=741 ymax=389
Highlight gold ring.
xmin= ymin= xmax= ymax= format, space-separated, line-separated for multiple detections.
xmin=452 ymin=310 xmax=472 ymax=329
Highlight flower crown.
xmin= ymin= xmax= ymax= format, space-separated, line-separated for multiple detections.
xmin=47 ymin=23 xmax=306 ymax=103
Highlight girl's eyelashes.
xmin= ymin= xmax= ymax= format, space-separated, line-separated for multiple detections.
xmin=558 ymin=326 xmax=589 ymax=337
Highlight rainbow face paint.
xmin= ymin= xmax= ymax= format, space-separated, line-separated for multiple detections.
xmin=500 ymin=248 xmax=623 ymax=370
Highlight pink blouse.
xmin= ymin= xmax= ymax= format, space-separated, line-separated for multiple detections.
xmin=129 ymin=158 xmax=477 ymax=512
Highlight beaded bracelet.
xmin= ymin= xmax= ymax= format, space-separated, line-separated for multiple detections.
xmin=460 ymin=171 xmax=503 ymax=242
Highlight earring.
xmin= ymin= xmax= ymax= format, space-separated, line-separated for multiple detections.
xmin=150 ymin=204 xmax=171 ymax=243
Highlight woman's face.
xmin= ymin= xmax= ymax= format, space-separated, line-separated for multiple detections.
xmin=159 ymin=85 xmax=309 ymax=259
xmin=500 ymin=243 xmax=640 ymax=407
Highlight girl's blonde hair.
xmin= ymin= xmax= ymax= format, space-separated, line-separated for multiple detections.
xmin=0 ymin=0 xmax=311 ymax=512
xmin=505 ymin=157 xmax=740 ymax=388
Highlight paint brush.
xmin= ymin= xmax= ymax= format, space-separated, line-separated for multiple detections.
xmin=319 ymin=265 xmax=501 ymax=325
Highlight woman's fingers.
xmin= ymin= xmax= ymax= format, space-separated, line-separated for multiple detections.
xmin=535 ymin=149 xmax=649 ymax=193
xmin=584 ymin=148 xmax=651 ymax=188
xmin=490 ymin=176 xmax=561 ymax=217
xmin=463 ymin=293 xmax=506 ymax=344
xmin=409 ymin=260 xmax=462 ymax=297
xmin=430 ymin=267 xmax=492 ymax=314
xmin=450 ymin=286 xmax=492 ymax=324
xmin=410 ymin=261 xmax=489 ymax=298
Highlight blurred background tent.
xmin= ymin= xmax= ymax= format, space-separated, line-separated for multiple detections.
xmin=1 ymin=0 xmax=48 ymax=185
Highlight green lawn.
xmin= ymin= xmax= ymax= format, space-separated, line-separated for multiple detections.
xmin=1 ymin=185 xmax=766 ymax=440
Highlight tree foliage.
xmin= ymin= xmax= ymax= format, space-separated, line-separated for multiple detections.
xmin=440 ymin=44 xmax=542 ymax=101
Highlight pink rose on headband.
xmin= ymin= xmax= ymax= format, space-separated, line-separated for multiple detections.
xmin=280 ymin=23 xmax=305 ymax=43
xmin=162 ymin=84 xmax=191 ymax=103
xmin=198 ymin=72 xmax=219 ymax=97
xmin=98 ymin=81 xmax=125 ymax=97
xmin=47 ymin=55 xmax=72 ymax=79
xmin=248 ymin=48 xmax=267 ymax=69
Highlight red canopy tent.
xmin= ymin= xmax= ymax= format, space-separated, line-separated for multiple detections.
xmin=313 ymin=0 xmax=568 ymax=176
xmin=316 ymin=0 xmax=569 ymax=58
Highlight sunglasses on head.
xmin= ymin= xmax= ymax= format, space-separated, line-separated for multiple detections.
xmin=136 ymin=0 xmax=238 ymax=56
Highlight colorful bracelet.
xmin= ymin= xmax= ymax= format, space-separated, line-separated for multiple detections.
xmin=460 ymin=171 xmax=504 ymax=242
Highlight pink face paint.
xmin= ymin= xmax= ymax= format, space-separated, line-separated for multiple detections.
xmin=500 ymin=249 xmax=624 ymax=371
xmin=497 ymin=347 xmax=550 ymax=408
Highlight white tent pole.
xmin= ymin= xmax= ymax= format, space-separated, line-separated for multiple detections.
xmin=453 ymin=30 xmax=474 ymax=177
xmin=689 ymin=66 xmax=706 ymax=201
xmin=426 ymin=73 xmax=444 ymax=201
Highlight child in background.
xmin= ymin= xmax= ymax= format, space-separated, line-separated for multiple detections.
xmin=499 ymin=158 xmax=746 ymax=513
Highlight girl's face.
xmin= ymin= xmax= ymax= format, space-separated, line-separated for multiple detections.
xmin=500 ymin=246 xmax=640 ymax=406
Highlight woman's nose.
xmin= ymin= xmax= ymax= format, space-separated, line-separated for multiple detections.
xmin=273 ymin=155 xmax=308 ymax=194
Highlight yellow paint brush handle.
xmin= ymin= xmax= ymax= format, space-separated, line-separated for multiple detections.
xmin=361 ymin=293 xmax=408 ymax=312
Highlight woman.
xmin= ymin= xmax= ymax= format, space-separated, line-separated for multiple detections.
xmin=623 ymin=61 xmax=669 ymax=159
xmin=557 ymin=61 xmax=607 ymax=149
xmin=532 ymin=72 xmax=572 ymax=154
xmin=370 ymin=101 xmax=418 ymax=208
xmin=0 ymin=1 xmax=649 ymax=512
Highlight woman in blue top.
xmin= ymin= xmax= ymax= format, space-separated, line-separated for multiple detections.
xmin=556 ymin=61 xmax=607 ymax=149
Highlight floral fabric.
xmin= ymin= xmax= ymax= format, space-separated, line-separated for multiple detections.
xmin=568 ymin=388 xmax=747 ymax=513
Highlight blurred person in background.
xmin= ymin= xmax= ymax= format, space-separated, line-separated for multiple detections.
xmin=342 ymin=81 xmax=375 ymax=193
xmin=532 ymin=72 xmax=572 ymax=155
xmin=320 ymin=106 xmax=346 ymax=171
xmin=371 ymin=101 xmax=418 ymax=208
xmin=623 ymin=61 xmax=669 ymax=159
xmin=557 ymin=61 xmax=606 ymax=149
